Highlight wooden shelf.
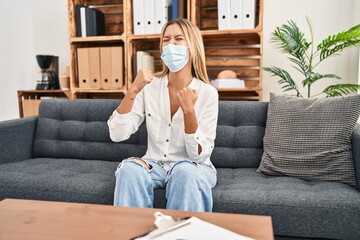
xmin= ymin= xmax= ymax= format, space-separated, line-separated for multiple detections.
xmin=67 ymin=0 xmax=263 ymax=101
xmin=17 ymin=90 xmax=70 ymax=118
xmin=71 ymin=89 xmax=126 ymax=99
xmin=200 ymin=28 xmax=262 ymax=36
xmin=216 ymin=87 xmax=260 ymax=92
xmin=70 ymin=35 xmax=125 ymax=43
xmin=72 ymin=89 xmax=126 ymax=94
xmin=128 ymin=34 xmax=161 ymax=40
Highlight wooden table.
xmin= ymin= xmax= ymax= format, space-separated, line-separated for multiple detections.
xmin=0 ymin=199 xmax=274 ymax=240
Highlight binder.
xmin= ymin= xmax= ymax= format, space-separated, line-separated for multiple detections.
xmin=77 ymin=48 xmax=90 ymax=89
xmin=100 ymin=47 xmax=112 ymax=89
xmin=85 ymin=7 xmax=93 ymax=36
xmin=88 ymin=8 xmax=105 ymax=36
xmin=143 ymin=54 xmax=155 ymax=73
xmin=136 ymin=51 xmax=146 ymax=73
xmin=80 ymin=7 xmax=87 ymax=37
xmin=111 ymin=47 xmax=124 ymax=89
xmin=171 ymin=0 xmax=178 ymax=19
xmin=88 ymin=48 xmax=101 ymax=89
xmin=136 ymin=51 xmax=154 ymax=73
xmin=155 ymin=0 xmax=171 ymax=34
xmin=217 ymin=0 xmax=230 ymax=30
xmin=133 ymin=0 xmax=145 ymax=34
xmin=144 ymin=0 xmax=155 ymax=34
xmin=75 ymin=5 xmax=82 ymax=37
xmin=229 ymin=0 xmax=243 ymax=29
xmin=242 ymin=0 xmax=256 ymax=29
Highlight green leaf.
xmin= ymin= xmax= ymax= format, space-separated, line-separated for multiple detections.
xmin=263 ymin=66 xmax=302 ymax=97
xmin=271 ymin=20 xmax=311 ymax=77
xmin=302 ymin=72 xmax=341 ymax=86
xmin=318 ymin=24 xmax=360 ymax=61
xmin=323 ymin=84 xmax=360 ymax=97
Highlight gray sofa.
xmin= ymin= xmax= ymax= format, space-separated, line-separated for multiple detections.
xmin=1 ymin=99 xmax=359 ymax=240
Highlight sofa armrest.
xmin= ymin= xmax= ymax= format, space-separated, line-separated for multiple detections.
xmin=0 ymin=116 xmax=38 ymax=164
xmin=352 ymin=123 xmax=360 ymax=191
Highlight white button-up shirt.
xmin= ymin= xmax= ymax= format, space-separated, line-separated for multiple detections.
xmin=107 ymin=75 xmax=219 ymax=171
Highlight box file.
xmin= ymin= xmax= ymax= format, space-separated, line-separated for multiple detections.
xmin=229 ymin=0 xmax=243 ymax=29
xmin=100 ymin=47 xmax=112 ymax=89
xmin=144 ymin=0 xmax=156 ymax=34
xmin=133 ymin=0 xmax=145 ymax=34
xmin=88 ymin=48 xmax=101 ymax=89
xmin=155 ymin=0 xmax=171 ymax=34
xmin=77 ymin=48 xmax=91 ymax=89
xmin=242 ymin=0 xmax=256 ymax=29
xmin=217 ymin=0 xmax=230 ymax=30
xmin=111 ymin=47 xmax=124 ymax=89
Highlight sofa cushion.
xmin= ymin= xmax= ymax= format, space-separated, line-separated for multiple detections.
xmin=0 ymin=158 xmax=118 ymax=204
xmin=33 ymin=99 xmax=147 ymax=161
xmin=213 ymin=101 xmax=268 ymax=168
xmin=257 ymin=93 xmax=360 ymax=186
xmin=153 ymin=168 xmax=360 ymax=239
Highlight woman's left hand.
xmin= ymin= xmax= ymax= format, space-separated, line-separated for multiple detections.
xmin=177 ymin=87 xmax=198 ymax=114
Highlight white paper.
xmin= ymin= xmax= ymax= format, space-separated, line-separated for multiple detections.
xmin=211 ymin=79 xmax=246 ymax=88
xmin=135 ymin=216 xmax=254 ymax=240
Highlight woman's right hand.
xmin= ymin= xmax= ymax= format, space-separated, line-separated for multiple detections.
xmin=129 ymin=68 xmax=153 ymax=94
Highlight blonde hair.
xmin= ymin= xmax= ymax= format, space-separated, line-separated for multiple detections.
xmin=155 ymin=19 xmax=210 ymax=84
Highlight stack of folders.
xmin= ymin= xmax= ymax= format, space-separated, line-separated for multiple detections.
xmin=217 ymin=0 xmax=256 ymax=30
xmin=77 ymin=47 xmax=124 ymax=90
xmin=136 ymin=51 xmax=155 ymax=73
xmin=133 ymin=0 xmax=186 ymax=35
xmin=75 ymin=5 xmax=105 ymax=37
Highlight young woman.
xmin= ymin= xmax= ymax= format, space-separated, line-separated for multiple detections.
xmin=107 ymin=19 xmax=218 ymax=212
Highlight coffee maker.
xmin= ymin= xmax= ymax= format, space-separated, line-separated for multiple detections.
xmin=36 ymin=55 xmax=60 ymax=90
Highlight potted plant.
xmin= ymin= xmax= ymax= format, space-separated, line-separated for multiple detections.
xmin=264 ymin=17 xmax=360 ymax=98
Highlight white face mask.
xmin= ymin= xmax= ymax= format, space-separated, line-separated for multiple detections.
xmin=161 ymin=44 xmax=189 ymax=72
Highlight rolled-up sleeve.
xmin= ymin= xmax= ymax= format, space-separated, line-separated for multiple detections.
xmin=184 ymin=91 xmax=218 ymax=163
xmin=107 ymin=91 xmax=145 ymax=142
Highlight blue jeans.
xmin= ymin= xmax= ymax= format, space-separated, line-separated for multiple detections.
xmin=113 ymin=159 xmax=217 ymax=212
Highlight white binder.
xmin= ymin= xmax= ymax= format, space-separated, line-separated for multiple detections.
xmin=144 ymin=0 xmax=156 ymax=34
xmin=217 ymin=0 xmax=230 ymax=30
xmin=155 ymin=0 xmax=171 ymax=34
xmin=133 ymin=0 xmax=145 ymax=34
xmin=229 ymin=0 xmax=243 ymax=29
xmin=242 ymin=0 xmax=256 ymax=29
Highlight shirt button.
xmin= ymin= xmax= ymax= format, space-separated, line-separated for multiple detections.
xmin=196 ymin=137 xmax=199 ymax=140
xmin=164 ymin=154 xmax=167 ymax=157
xmin=168 ymin=123 xmax=171 ymax=127
xmin=148 ymin=113 xmax=151 ymax=117
xmin=166 ymin=139 xmax=169 ymax=142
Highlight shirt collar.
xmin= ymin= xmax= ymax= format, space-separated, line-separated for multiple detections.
xmin=164 ymin=74 xmax=199 ymax=90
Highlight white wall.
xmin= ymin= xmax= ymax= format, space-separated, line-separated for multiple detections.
xmin=0 ymin=0 xmax=359 ymax=121
xmin=0 ymin=0 xmax=68 ymax=121
xmin=263 ymin=0 xmax=359 ymax=100
xmin=32 ymin=0 xmax=69 ymax=75
xmin=0 ymin=1 xmax=36 ymax=121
